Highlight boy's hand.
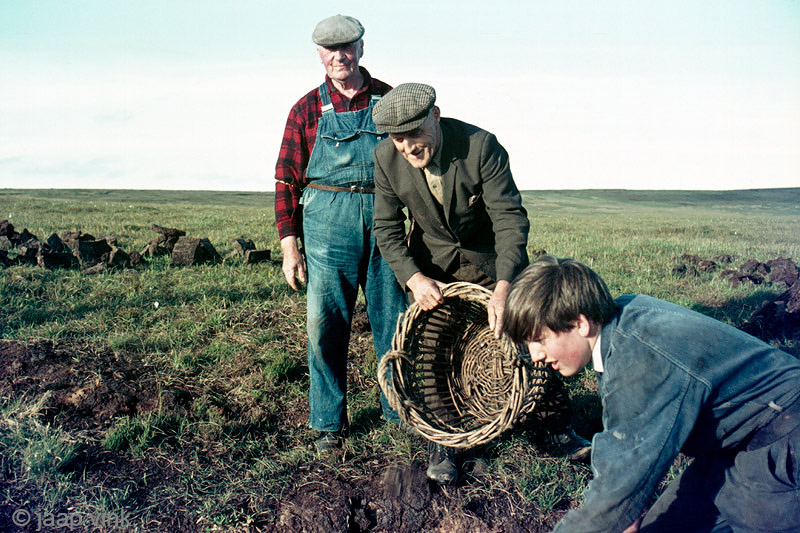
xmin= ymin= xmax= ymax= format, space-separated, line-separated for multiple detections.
xmin=622 ymin=517 xmax=642 ymax=532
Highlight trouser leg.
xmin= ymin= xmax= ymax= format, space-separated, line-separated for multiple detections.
xmin=305 ymin=260 xmax=357 ymax=432
xmin=713 ymin=429 xmax=800 ymax=532
xmin=642 ymin=428 xmax=800 ymax=532
xmin=303 ymin=193 xmax=361 ymax=432
xmin=359 ymin=193 xmax=408 ymax=421
xmin=640 ymin=456 xmax=729 ymax=532
xmin=363 ymin=243 xmax=407 ymax=421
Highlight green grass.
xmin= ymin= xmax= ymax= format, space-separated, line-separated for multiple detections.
xmin=520 ymin=189 xmax=799 ymax=314
xmin=0 ymin=394 xmax=80 ymax=510
xmin=1 ymin=187 xmax=798 ymax=530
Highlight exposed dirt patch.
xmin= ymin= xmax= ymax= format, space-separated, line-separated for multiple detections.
xmin=0 ymin=340 xmax=165 ymax=430
xmin=740 ymin=280 xmax=800 ymax=343
xmin=673 ymin=255 xmax=800 ymax=345
xmin=273 ymin=462 xmax=550 ymax=533
xmin=0 ymin=309 xmax=561 ymax=532
xmin=0 ymin=340 xmax=198 ymax=531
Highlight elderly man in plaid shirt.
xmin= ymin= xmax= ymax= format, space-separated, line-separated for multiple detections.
xmin=274 ymin=14 xmax=406 ymax=453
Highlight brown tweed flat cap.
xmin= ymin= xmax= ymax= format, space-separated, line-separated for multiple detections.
xmin=372 ymin=83 xmax=436 ymax=133
xmin=312 ymin=15 xmax=364 ymax=47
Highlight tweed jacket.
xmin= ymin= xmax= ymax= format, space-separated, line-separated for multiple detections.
xmin=373 ymin=117 xmax=529 ymax=288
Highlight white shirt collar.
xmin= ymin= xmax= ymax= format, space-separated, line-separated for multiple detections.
xmin=591 ymin=332 xmax=604 ymax=373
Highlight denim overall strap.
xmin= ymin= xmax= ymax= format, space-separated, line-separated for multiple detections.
xmin=304 ymin=83 xmax=385 ymax=187
xmin=318 ymin=81 xmax=335 ymax=113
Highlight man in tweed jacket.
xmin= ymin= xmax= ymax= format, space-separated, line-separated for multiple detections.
xmin=372 ymin=83 xmax=590 ymax=484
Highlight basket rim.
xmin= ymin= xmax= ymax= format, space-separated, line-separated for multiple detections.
xmin=378 ymin=281 xmax=547 ymax=448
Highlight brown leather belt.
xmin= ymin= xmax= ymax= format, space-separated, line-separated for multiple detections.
xmin=306 ymin=182 xmax=375 ymax=194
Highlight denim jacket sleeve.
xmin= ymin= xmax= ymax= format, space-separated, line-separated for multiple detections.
xmin=555 ymin=305 xmax=711 ymax=532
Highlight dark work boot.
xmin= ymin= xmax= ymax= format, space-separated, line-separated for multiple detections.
xmin=426 ymin=441 xmax=457 ymax=485
xmin=314 ymin=430 xmax=342 ymax=453
xmin=549 ymin=425 xmax=591 ymax=463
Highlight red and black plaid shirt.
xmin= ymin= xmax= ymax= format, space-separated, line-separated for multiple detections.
xmin=273 ymin=67 xmax=392 ymax=240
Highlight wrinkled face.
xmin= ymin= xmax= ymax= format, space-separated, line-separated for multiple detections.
xmin=317 ymin=41 xmax=362 ymax=84
xmin=526 ymin=323 xmax=592 ymax=377
xmin=388 ymin=107 xmax=441 ymax=169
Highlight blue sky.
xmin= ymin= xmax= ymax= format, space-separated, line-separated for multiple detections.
xmin=1 ymin=1 xmax=798 ymax=191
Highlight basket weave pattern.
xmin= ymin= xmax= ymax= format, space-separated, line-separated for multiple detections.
xmin=378 ymin=282 xmax=548 ymax=448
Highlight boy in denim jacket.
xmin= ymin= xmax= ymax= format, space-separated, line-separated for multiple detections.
xmin=503 ymin=255 xmax=800 ymax=532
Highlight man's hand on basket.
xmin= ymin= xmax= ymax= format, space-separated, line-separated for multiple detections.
xmin=407 ymin=272 xmax=446 ymax=310
xmin=488 ymin=280 xmax=510 ymax=339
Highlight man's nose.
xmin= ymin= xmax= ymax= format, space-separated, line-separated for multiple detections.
xmin=397 ymin=139 xmax=414 ymax=155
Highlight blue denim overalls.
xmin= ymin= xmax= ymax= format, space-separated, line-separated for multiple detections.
xmin=301 ymin=83 xmax=407 ymax=431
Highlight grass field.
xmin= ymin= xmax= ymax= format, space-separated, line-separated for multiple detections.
xmin=1 ymin=187 xmax=798 ymax=532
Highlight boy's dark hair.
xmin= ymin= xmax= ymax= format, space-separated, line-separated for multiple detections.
xmin=503 ymin=255 xmax=617 ymax=344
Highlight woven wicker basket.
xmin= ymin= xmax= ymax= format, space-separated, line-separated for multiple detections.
xmin=378 ymin=282 xmax=548 ymax=448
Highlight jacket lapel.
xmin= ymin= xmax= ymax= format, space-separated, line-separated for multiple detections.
xmin=400 ymin=119 xmax=459 ymax=233
xmin=439 ymin=121 xmax=458 ymax=225
xmin=406 ymin=160 xmax=443 ymax=226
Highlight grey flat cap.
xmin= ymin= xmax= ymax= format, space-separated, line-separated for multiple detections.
xmin=312 ymin=15 xmax=364 ymax=47
xmin=372 ymin=83 xmax=436 ymax=133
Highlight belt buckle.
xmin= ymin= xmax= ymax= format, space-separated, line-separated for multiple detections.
xmin=350 ymin=185 xmax=358 ymax=193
